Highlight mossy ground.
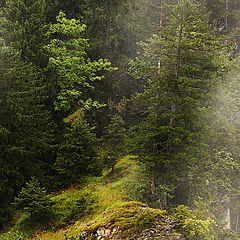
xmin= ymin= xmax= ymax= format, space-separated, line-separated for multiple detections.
xmin=85 ymin=202 xmax=165 ymax=239
xmin=0 ymin=156 xmax=157 ymax=240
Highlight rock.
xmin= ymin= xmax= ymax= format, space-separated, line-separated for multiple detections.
xmin=75 ymin=218 xmax=186 ymax=240
xmin=73 ymin=203 xmax=186 ymax=240
xmin=77 ymin=231 xmax=88 ymax=240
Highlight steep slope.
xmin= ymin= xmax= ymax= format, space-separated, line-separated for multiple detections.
xmin=0 ymin=156 xmax=185 ymax=240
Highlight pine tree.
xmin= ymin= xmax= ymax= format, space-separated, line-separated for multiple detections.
xmin=2 ymin=0 xmax=48 ymax=67
xmin=14 ymin=177 xmax=53 ymax=220
xmin=54 ymin=117 xmax=101 ymax=186
xmin=2 ymin=52 xmax=55 ymax=180
xmin=187 ymin=68 xmax=240 ymax=227
xmin=204 ymin=0 xmax=240 ymax=31
xmin=129 ymin=0 xmax=225 ymax=206
xmin=0 ymin=44 xmax=55 ymax=227
xmin=102 ymin=114 xmax=126 ymax=172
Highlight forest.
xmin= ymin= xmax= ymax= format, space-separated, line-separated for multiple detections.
xmin=1 ymin=0 xmax=240 ymax=239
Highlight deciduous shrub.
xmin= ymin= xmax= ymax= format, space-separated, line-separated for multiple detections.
xmin=172 ymin=205 xmax=215 ymax=240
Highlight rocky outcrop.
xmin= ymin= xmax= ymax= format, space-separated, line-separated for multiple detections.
xmin=137 ymin=218 xmax=186 ymax=240
xmin=70 ymin=202 xmax=186 ymax=240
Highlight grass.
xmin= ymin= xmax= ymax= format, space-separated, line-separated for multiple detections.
xmin=0 ymin=232 xmax=27 ymax=240
xmin=0 ymin=155 xmax=158 ymax=240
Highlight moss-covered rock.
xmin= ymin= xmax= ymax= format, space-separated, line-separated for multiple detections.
xmin=1 ymin=156 xmax=187 ymax=240
xmin=72 ymin=202 xmax=185 ymax=240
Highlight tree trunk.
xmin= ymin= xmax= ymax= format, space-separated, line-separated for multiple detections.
xmin=0 ymin=0 xmax=6 ymax=8
xmin=170 ymin=102 xmax=176 ymax=126
xmin=159 ymin=1 xmax=164 ymax=29
xmin=157 ymin=1 xmax=165 ymax=75
xmin=222 ymin=195 xmax=231 ymax=230
xmin=235 ymin=214 xmax=239 ymax=231
xmin=225 ymin=0 xmax=229 ymax=29
xmin=151 ymin=175 xmax=157 ymax=197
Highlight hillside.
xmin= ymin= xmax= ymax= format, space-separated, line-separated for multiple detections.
xmin=1 ymin=0 xmax=240 ymax=239
xmin=0 ymin=156 xmax=187 ymax=240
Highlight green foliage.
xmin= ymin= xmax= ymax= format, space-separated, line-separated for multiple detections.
xmin=52 ymin=190 xmax=97 ymax=227
xmin=0 ymin=155 xmax=220 ymax=239
xmin=55 ymin=117 xmax=101 ymax=186
xmin=0 ymin=44 xmax=55 ymax=227
xmin=14 ymin=177 xmax=54 ymax=220
xmin=185 ymin=69 xmax=240 ymax=220
xmin=217 ymin=229 xmax=240 ymax=240
xmin=172 ymin=205 xmax=216 ymax=240
xmin=188 ymin=149 xmax=238 ymax=203
xmin=45 ymin=11 xmax=116 ymax=111
xmin=205 ymin=0 xmax=240 ymax=31
xmin=0 ymin=232 xmax=27 ymax=240
xmin=128 ymin=0 xmax=227 ymax=205
xmin=1 ymin=0 xmax=240 ymax=235
xmin=102 ymin=115 xmax=126 ymax=171
xmin=2 ymin=0 xmax=48 ymax=66
xmin=110 ymin=156 xmax=150 ymax=203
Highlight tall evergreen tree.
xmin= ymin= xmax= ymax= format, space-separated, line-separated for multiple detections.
xmin=0 ymin=44 xmax=55 ymax=227
xmin=2 ymin=0 xmax=48 ymax=67
xmin=102 ymin=114 xmax=126 ymax=172
xmin=54 ymin=117 xmax=101 ymax=186
xmin=187 ymin=68 xmax=240 ymax=228
xmin=204 ymin=0 xmax=240 ymax=31
xmin=129 ymin=0 xmax=225 ymax=206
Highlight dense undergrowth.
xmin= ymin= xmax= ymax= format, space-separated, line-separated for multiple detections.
xmin=0 ymin=156 xmax=231 ymax=240
xmin=0 ymin=156 xmax=146 ymax=239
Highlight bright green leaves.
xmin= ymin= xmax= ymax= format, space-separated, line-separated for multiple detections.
xmin=52 ymin=11 xmax=87 ymax=37
xmin=45 ymin=11 xmax=116 ymax=111
xmin=172 ymin=205 xmax=215 ymax=240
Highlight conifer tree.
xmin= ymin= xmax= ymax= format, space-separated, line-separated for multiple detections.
xmin=2 ymin=0 xmax=48 ymax=67
xmin=54 ymin=117 xmax=101 ymax=186
xmin=0 ymin=44 xmax=55 ymax=226
xmin=129 ymin=0 xmax=225 ymax=205
xmin=204 ymin=0 xmax=240 ymax=31
xmin=14 ymin=177 xmax=53 ymax=220
xmin=102 ymin=114 xmax=126 ymax=172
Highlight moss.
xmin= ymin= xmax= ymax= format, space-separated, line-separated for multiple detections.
xmin=110 ymin=156 xmax=150 ymax=203
xmin=64 ymin=108 xmax=85 ymax=124
xmin=85 ymin=202 xmax=166 ymax=239
xmin=1 ymin=156 xmax=172 ymax=240
xmin=52 ymin=189 xmax=98 ymax=228
xmin=0 ymin=232 xmax=28 ymax=240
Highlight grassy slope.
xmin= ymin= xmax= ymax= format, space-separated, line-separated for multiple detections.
xmin=0 ymin=156 xmax=155 ymax=240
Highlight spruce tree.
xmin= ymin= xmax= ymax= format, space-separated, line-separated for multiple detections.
xmin=2 ymin=0 xmax=48 ymax=67
xmin=102 ymin=114 xmax=126 ymax=172
xmin=54 ymin=117 xmax=101 ymax=186
xmin=0 ymin=44 xmax=55 ymax=227
xmin=129 ymin=0 xmax=225 ymax=206
xmin=14 ymin=177 xmax=53 ymax=220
